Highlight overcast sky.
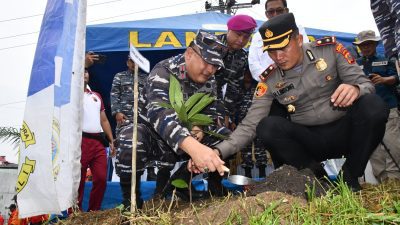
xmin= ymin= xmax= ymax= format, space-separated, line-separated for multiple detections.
xmin=0 ymin=0 xmax=377 ymax=163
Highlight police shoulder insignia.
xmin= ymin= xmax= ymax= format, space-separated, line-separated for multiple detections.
xmin=255 ymin=82 xmax=268 ymax=98
xmin=315 ymin=36 xmax=336 ymax=46
xmin=335 ymin=43 xmax=355 ymax=64
xmin=259 ymin=64 xmax=277 ymax=82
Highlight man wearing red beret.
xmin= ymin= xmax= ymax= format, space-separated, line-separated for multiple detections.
xmin=215 ymin=14 xmax=257 ymax=130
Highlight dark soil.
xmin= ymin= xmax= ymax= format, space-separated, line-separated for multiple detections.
xmin=56 ymin=165 xmax=332 ymax=225
xmin=247 ymin=164 xmax=327 ymax=199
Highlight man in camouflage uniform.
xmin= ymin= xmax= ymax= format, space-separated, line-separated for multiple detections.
xmin=214 ymin=15 xmax=257 ymax=127
xmin=370 ymin=0 xmax=400 ymax=59
xmin=210 ymin=13 xmax=389 ymax=192
xmin=110 ymin=56 xmax=157 ymax=181
xmin=115 ymin=30 xmax=230 ymax=209
xmin=110 ymin=56 xmax=148 ymax=135
xmin=354 ymin=30 xmax=400 ymax=182
xmin=235 ymin=68 xmax=268 ymax=178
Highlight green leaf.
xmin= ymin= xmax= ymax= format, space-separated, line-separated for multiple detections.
xmin=188 ymin=94 xmax=215 ymax=119
xmin=177 ymin=102 xmax=188 ymax=124
xmin=0 ymin=126 xmax=20 ymax=149
xmin=204 ymin=130 xmax=228 ymax=140
xmin=171 ymin=178 xmax=188 ymax=189
xmin=155 ymin=102 xmax=173 ymax=109
xmin=184 ymin=93 xmax=206 ymax=113
xmin=169 ymin=75 xmax=183 ymax=108
xmin=189 ymin=113 xmax=213 ymax=126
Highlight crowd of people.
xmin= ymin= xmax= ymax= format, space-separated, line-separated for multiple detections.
xmin=75 ymin=0 xmax=400 ymax=212
xmin=5 ymin=0 xmax=399 ymax=223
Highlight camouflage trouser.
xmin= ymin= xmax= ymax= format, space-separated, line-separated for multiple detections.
xmin=371 ymin=0 xmax=400 ymax=58
xmin=370 ymin=108 xmax=400 ymax=182
xmin=240 ymin=137 xmax=267 ymax=169
xmin=115 ymin=123 xmax=231 ymax=178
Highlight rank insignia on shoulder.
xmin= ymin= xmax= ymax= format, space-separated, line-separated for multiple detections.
xmin=315 ymin=36 xmax=336 ymax=46
xmin=259 ymin=64 xmax=276 ymax=82
xmin=335 ymin=43 xmax=355 ymax=64
xmin=255 ymin=82 xmax=268 ymax=98
xmin=315 ymin=58 xmax=328 ymax=71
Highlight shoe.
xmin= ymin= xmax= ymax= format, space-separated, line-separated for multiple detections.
xmin=174 ymin=187 xmax=207 ymax=201
xmin=147 ymin=167 xmax=157 ymax=181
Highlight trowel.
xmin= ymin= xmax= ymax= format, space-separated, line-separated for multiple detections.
xmin=223 ymin=167 xmax=256 ymax=186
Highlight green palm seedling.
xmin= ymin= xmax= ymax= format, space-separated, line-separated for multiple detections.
xmin=158 ymin=75 xmax=217 ymax=131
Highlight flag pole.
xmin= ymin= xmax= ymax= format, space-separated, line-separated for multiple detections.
xmin=130 ymin=63 xmax=139 ymax=215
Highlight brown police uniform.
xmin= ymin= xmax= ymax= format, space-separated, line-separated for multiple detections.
xmin=215 ymin=13 xmax=389 ymax=190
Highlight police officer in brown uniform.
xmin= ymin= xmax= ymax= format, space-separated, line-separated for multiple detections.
xmin=212 ymin=13 xmax=389 ymax=191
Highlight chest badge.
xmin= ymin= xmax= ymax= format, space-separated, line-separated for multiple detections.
xmin=275 ymin=81 xmax=286 ymax=89
xmin=255 ymin=82 xmax=268 ymax=98
xmin=283 ymin=95 xmax=297 ymax=102
xmin=315 ymin=58 xmax=328 ymax=71
xmin=287 ymin=104 xmax=296 ymax=113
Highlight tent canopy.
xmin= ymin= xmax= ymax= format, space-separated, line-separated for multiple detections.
xmin=87 ymin=12 xmax=360 ymax=53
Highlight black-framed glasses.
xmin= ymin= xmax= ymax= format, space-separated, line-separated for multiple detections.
xmin=266 ymin=7 xmax=287 ymax=17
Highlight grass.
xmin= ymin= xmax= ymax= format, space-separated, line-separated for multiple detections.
xmin=58 ymin=179 xmax=400 ymax=225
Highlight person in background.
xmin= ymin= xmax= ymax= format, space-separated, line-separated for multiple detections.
xmin=7 ymin=204 xmax=19 ymax=225
xmin=354 ymin=30 xmax=400 ymax=182
xmin=77 ymin=69 xmax=115 ymax=211
xmin=0 ymin=212 xmax=4 ymax=225
xmin=214 ymin=14 xmax=257 ymax=129
xmin=110 ymin=56 xmax=156 ymax=180
xmin=235 ymin=68 xmax=268 ymax=178
xmin=248 ymin=0 xmax=309 ymax=82
xmin=370 ymin=0 xmax=399 ymax=60
xmin=206 ymin=13 xmax=388 ymax=192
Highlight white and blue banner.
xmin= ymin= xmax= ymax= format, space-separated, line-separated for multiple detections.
xmin=17 ymin=0 xmax=86 ymax=217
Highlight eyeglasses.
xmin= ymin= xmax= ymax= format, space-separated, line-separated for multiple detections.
xmin=266 ymin=7 xmax=287 ymax=17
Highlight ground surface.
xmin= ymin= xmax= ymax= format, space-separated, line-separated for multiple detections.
xmin=56 ymin=165 xmax=393 ymax=225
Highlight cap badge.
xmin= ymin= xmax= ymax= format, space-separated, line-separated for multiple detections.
xmin=255 ymin=82 xmax=268 ymax=98
xmin=265 ymin=29 xmax=273 ymax=38
xmin=315 ymin=58 xmax=327 ymax=71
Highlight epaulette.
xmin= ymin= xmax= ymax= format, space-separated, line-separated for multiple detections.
xmin=315 ymin=36 xmax=337 ymax=46
xmin=259 ymin=64 xmax=277 ymax=82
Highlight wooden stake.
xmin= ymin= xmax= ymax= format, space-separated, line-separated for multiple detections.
xmin=130 ymin=64 xmax=139 ymax=216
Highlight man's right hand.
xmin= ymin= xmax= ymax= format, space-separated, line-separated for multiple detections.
xmin=180 ymin=136 xmax=226 ymax=176
xmin=115 ymin=112 xmax=127 ymax=125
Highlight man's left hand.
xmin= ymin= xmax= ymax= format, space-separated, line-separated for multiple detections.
xmin=331 ymin=84 xmax=360 ymax=107
xmin=109 ymin=142 xmax=116 ymax=157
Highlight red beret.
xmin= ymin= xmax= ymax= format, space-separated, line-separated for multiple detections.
xmin=227 ymin=15 xmax=257 ymax=33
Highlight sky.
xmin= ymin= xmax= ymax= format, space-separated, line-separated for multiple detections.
xmin=0 ymin=0 xmax=377 ymax=163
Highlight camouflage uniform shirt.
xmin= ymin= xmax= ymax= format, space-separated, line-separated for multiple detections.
xmin=215 ymin=34 xmax=249 ymax=118
xmin=142 ymin=54 xmax=225 ymax=152
xmin=110 ymin=70 xmax=147 ymax=122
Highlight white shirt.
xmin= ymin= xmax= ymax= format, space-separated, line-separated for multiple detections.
xmin=248 ymin=24 xmax=309 ymax=81
xmin=83 ymin=90 xmax=104 ymax=133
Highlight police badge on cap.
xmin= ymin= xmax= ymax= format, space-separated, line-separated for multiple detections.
xmin=259 ymin=13 xmax=298 ymax=52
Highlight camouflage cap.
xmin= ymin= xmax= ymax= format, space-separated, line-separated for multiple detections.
xmin=352 ymin=30 xmax=381 ymax=45
xmin=190 ymin=30 xmax=228 ymax=68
